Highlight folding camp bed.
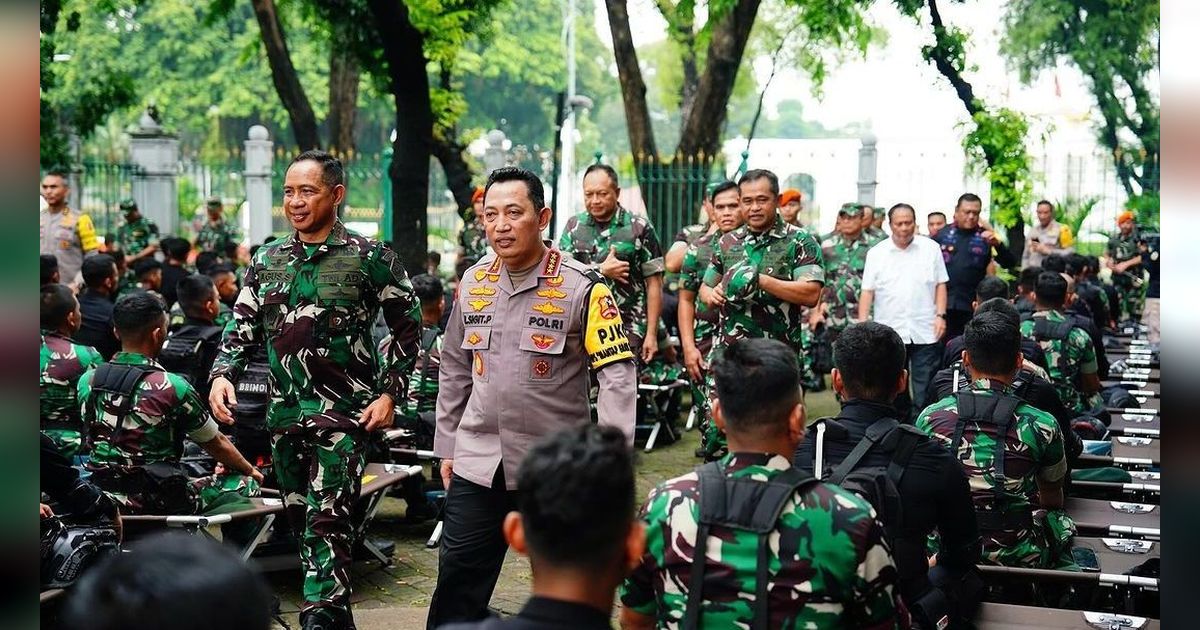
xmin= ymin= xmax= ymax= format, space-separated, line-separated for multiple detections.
xmin=973 ymin=602 xmax=1158 ymax=629
xmin=1108 ymin=349 xmax=1159 ymax=368
xmin=1108 ymin=397 xmax=1160 ymax=413
xmin=637 ymin=380 xmax=688 ymax=452
xmin=1102 ymin=381 xmax=1160 ymax=397
xmin=1066 ymin=496 xmax=1160 ymax=539
xmin=1109 ymin=367 xmax=1160 ymax=383
xmin=1077 ymin=436 xmax=1160 ymax=469
xmin=1073 ymin=536 xmax=1160 ymax=577
xmin=125 ymin=463 xmax=420 ymax=566
xmin=1108 ymin=412 xmax=1159 ymax=438
xmin=40 ymin=588 xmax=65 ymax=605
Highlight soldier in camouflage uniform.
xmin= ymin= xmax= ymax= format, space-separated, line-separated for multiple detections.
xmin=698 ymin=170 xmax=824 ymax=458
xmin=115 ymin=199 xmax=160 ymax=264
xmin=862 ymin=204 xmax=887 ymax=242
xmin=457 ymin=186 xmax=490 ymax=260
xmin=678 ymin=182 xmax=742 ymax=454
xmin=1106 ymin=211 xmax=1144 ymax=322
xmin=78 ymin=292 xmax=262 ymax=515
xmin=917 ymin=312 xmax=1075 ymax=569
xmin=1019 ymin=272 xmax=1101 ymax=416
xmin=809 ymin=204 xmax=873 ymax=344
xmin=209 ymin=151 xmax=421 ymax=630
xmin=385 ymin=273 xmax=443 ymax=432
xmin=195 ymin=196 xmax=242 ymax=257
xmin=620 ymin=338 xmax=909 ymax=629
xmin=40 ymin=284 xmax=104 ymax=458
xmin=560 ymin=164 xmax=665 ymax=365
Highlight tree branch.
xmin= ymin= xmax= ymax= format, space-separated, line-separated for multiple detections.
xmin=604 ymin=0 xmax=658 ymax=163
xmin=926 ymin=0 xmax=980 ymax=119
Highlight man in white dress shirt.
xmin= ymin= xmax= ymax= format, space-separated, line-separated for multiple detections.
xmin=858 ymin=203 xmax=949 ymax=419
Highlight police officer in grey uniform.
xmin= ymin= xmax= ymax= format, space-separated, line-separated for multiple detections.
xmin=428 ymin=167 xmax=637 ymax=628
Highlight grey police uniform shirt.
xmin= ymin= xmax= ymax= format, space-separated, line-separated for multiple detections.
xmin=434 ymin=245 xmax=637 ymax=491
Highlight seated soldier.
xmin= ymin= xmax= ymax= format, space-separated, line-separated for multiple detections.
xmin=159 ymin=236 xmax=194 ymax=310
xmin=41 ymin=284 xmax=104 ymax=458
xmin=41 ymin=254 xmax=60 ymax=286
xmin=621 ymin=338 xmax=909 ymax=629
xmin=930 ymin=299 xmax=1083 ymax=468
xmin=1019 ymin=272 xmax=1101 ymax=416
xmin=158 ymin=274 xmax=226 ymax=402
xmin=941 ymin=276 xmax=1047 ymax=370
xmin=1058 ymin=271 xmax=1110 ymax=379
xmin=128 ymin=257 xmax=164 ymax=299
xmin=441 ymin=424 xmax=641 ymax=630
xmin=795 ymin=322 xmax=982 ymax=628
xmin=917 ymin=312 xmax=1076 ymax=570
xmin=78 ymin=292 xmax=263 ymax=515
xmin=1013 ymin=267 xmax=1040 ymax=318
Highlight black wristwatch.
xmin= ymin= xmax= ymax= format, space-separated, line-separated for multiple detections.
xmin=936 ymin=313 xmax=947 ymax=319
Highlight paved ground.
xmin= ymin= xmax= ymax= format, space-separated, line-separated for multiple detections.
xmin=267 ymin=387 xmax=842 ymax=628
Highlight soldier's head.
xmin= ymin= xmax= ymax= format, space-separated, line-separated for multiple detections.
xmin=411 ymin=273 xmax=445 ymax=324
xmin=483 ymin=167 xmax=551 ymax=269
xmin=506 ymin=424 xmax=642 ymax=588
xmin=41 ymin=254 xmax=60 ymax=286
xmin=284 ymin=150 xmax=346 ymax=238
xmin=41 ymin=283 xmax=81 ymax=335
xmin=778 ymin=188 xmax=803 ymax=224
xmin=737 ymin=169 xmax=780 ymax=233
xmin=973 ymin=276 xmax=1008 ymax=310
xmin=177 ymin=274 xmax=220 ymax=324
xmin=712 ymin=338 xmax=804 ymax=455
xmin=205 ymin=196 xmax=223 ymax=221
xmin=119 ymin=199 xmax=141 ymax=222
xmin=831 ymin=322 xmax=908 ymax=404
xmin=710 ymin=181 xmax=742 ymax=233
xmin=858 ymin=204 xmax=876 ymax=231
xmin=1042 ymin=254 xmax=1067 ymax=273
xmin=838 ymin=203 xmax=864 ymax=239
xmin=65 ymin=532 xmax=273 ymax=630
xmin=132 ymin=258 xmax=163 ymax=292
xmin=887 ymin=203 xmax=917 ymax=247
xmin=82 ymin=254 xmax=119 ymax=296
xmin=113 ymin=291 xmax=169 ymax=356
xmin=1066 ymin=253 xmax=1089 ymax=278
xmin=582 ymin=164 xmax=621 ymax=222
xmin=41 ymin=169 xmax=69 ymax=209
xmin=954 ymin=193 xmax=983 ymax=230
xmin=1117 ymin=210 xmax=1135 ymax=236
xmin=1035 ymin=200 xmax=1054 ymax=227
xmin=962 ymin=311 xmax=1023 ymax=382
xmin=1034 ymin=271 xmax=1069 ymax=310
xmin=471 ymin=186 xmax=486 ymax=220
xmin=455 ymin=255 xmax=479 ymax=282
xmin=926 ymin=211 xmax=946 ymax=236
xmin=425 ymin=250 xmax=442 ymax=275
xmin=162 ymin=237 xmax=191 ymax=264
xmin=195 ymin=250 xmax=221 ymax=275
xmin=207 ymin=264 xmax=239 ymax=305
xmin=973 ymin=297 xmax=1022 ymax=328
xmin=1017 ymin=266 xmax=1042 ymax=300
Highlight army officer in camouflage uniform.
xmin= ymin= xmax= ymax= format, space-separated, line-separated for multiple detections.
xmin=115 ymin=199 xmax=160 ymax=264
xmin=560 ymin=163 xmax=665 ymax=364
xmin=808 ymin=203 xmax=874 ymax=343
xmin=698 ymin=169 xmax=824 ymax=457
xmin=429 ymin=167 xmax=637 ymax=628
xmin=209 ymin=150 xmax=422 ymax=630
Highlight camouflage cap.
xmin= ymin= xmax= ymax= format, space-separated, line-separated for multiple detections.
xmin=838 ymin=202 xmax=863 ymax=217
xmin=205 ymin=195 xmax=222 ymax=207
xmin=119 ymin=198 xmax=138 ymax=212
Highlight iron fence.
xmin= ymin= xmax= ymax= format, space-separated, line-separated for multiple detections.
xmin=75 ymin=161 xmax=142 ymax=239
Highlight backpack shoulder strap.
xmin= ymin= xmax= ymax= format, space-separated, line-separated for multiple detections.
xmin=987 ymin=395 xmax=1021 ymax=510
xmin=1032 ymin=316 xmax=1073 ymax=341
xmin=88 ymin=363 xmax=156 ymax=445
xmin=827 ymin=417 xmax=898 ymax=485
xmin=685 ymin=462 xmax=724 ymax=630
xmin=887 ymin=425 xmax=926 ymax=485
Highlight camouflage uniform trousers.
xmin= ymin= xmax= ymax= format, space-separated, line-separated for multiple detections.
xmin=43 ymin=430 xmax=84 ymax=460
xmin=1114 ymin=277 xmax=1146 ymax=323
xmin=272 ymin=426 xmax=368 ymax=614
xmin=100 ymin=469 xmax=260 ymax=515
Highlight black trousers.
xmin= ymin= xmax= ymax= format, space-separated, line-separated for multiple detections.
xmin=426 ymin=467 xmax=517 ymax=629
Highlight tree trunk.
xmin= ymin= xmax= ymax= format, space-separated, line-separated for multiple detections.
xmin=676 ymin=0 xmax=762 ymax=158
xmin=603 ymin=0 xmax=658 ymax=164
xmin=327 ymin=21 xmax=360 ymax=156
xmin=250 ymin=0 xmax=321 ymax=151
xmin=432 ymin=134 xmax=476 ymax=212
xmin=366 ymin=0 xmax=432 ymax=273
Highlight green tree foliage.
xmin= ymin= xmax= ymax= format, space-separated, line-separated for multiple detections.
xmin=1000 ymin=0 xmax=1159 ymax=216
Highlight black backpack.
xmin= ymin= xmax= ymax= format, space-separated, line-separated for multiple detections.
xmin=158 ymin=323 xmax=224 ymax=389
xmin=948 ymin=391 xmax=1032 ymax=532
xmin=684 ymin=461 xmax=819 ymax=630
xmin=1028 ymin=316 xmax=1077 ymax=376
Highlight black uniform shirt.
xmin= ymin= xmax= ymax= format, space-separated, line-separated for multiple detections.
xmin=440 ymin=596 xmax=612 ymax=630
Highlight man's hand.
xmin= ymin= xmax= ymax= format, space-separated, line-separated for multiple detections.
xmin=701 ymin=283 xmax=726 ymax=309
xmin=808 ymin=309 xmax=825 ymax=332
xmin=640 ymin=334 xmax=658 ymax=363
xmin=360 ymin=394 xmax=395 ymax=432
xmin=682 ymin=344 xmax=704 ymax=381
xmin=209 ymin=376 xmax=238 ymax=424
xmin=981 ymin=230 xmax=1000 ymax=246
xmin=440 ymin=459 xmax=454 ymax=489
xmin=40 ymin=503 xmax=53 ymax=518
xmin=248 ymin=468 xmax=265 ymax=485
xmin=599 ymin=246 xmax=631 ymax=284
xmin=934 ymin=316 xmax=946 ymax=340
